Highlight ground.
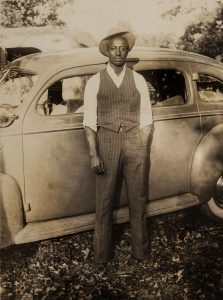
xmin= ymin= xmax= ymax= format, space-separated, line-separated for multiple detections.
xmin=0 ymin=207 xmax=223 ymax=299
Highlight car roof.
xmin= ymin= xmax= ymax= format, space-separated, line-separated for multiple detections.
xmin=8 ymin=46 xmax=222 ymax=75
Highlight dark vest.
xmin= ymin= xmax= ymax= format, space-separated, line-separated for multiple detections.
xmin=97 ymin=67 xmax=140 ymax=132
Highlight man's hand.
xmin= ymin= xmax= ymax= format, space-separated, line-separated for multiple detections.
xmin=140 ymin=125 xmax=152 ymax=145
xmin=84 ymin=126 xmax=105 ymax=175
xmin=91 ymin=155 xmax=105 ymax=175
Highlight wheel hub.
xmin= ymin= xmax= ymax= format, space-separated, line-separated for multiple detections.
xmin=214 ymin=176 xmax=223 ymax=208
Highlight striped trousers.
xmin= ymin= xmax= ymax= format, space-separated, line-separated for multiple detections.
xmin=94 ymin=126 xmax=150 ymax=263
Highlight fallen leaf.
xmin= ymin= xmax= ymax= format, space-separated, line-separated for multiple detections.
xmin=176 ymin=269 xmax=184 ymax=283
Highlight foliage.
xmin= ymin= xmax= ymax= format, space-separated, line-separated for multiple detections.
xmin=1 ymin=0 xmax=222 ymax=60
xmin=179 ymin=5 xmax=223 ymax=60
xmin=0 ymin=0 xmax=71 ymax=27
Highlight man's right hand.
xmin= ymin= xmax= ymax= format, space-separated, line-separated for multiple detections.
xmin=91 ymin=155 xmax=105 ymax=175
xmin=84 ymin=127 xmax=104 ymax=175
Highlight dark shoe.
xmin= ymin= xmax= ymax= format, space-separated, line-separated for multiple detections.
xmin=94 ymin=264 xmax=105 ymax=272
xmin=93 ymin=261 xmax=109 ymax=271
xmin=132 ymin=253 xmax=150 ymax=262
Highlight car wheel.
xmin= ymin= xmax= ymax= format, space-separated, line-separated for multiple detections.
xmin=200 ymin=175 xmax=223 ymax=222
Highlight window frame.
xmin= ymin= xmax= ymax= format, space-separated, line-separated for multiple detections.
xmin=133 ymin=60 xmax=198 ymax=120
xmin=196 ymin=73 xmax=223 ymax=104
xmin=36 ymin=75 xmax=90 ymax=117
xmin=190 ymin=62 xmax=223 ymax=114
xmin=138 ymin=68 xmax=188 ymax=108
xmin=23 ymin=65 xmax=106 ymax=134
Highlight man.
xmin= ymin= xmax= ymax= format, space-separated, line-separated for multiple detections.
xmin=83 ymin=30 xmax=153 ymax=263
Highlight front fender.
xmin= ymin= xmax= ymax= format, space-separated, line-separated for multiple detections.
xmin=191 ymin=124 xmax=223 ymax=202
xmin=0 ymin=173 xmax=24 ymax=248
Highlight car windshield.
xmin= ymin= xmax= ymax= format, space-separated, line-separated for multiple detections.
xmin=0 ymin=69 xmax=38 ymax=127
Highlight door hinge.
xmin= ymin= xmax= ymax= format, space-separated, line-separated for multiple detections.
xmin=25 ymin=203 xmax=31 ymax=212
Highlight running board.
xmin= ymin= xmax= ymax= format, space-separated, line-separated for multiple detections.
xmin=15 ymin=193 xmax=200 ymax=244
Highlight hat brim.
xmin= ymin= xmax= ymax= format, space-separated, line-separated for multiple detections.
xmin=99 ymin=31 xmax=135 ymax=57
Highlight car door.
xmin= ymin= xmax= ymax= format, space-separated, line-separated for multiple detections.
xmin=134 ymin=61 xmax=202 ymax=201
xmin=23 ymin=66 xmax=104 ymax=222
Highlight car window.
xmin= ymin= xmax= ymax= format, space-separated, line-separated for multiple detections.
xmin=139 ymin=69 xmax=187 ymax=106
xmin=37 ymin=75 xmax=89 ymax=116
xmin=0 ymin=70 xmax=38 ymax=106
xmin=196 ymin=74 xmax=223 ymax=102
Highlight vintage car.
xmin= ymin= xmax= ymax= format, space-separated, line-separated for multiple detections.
xmin=0 ymin=47 xmax=223 ymax=248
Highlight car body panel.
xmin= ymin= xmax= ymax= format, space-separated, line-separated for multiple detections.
xmin=191 ymin=123 xmax=223 ymax=201
xmin=23 ymin=127 xmax=95 ymax=222
xmin=0 ymin=172 xmax=24 ymax=247
xmin=148 ymin=117 xmax=201 ymax=200
xmin=0 ymin=134 xmax=24 ymax=196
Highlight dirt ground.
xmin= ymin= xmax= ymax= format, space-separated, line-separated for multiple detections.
xmin=0 ymin=207 xmax=223 ymax=299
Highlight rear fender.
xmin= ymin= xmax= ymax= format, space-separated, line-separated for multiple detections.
xmin=191 ymin=124 xmax=223 ymax=202
xmin=0 ymin=173 xmax=24 ymax=248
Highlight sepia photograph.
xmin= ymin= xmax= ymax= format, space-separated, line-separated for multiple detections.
xmin=0 ymin=0 xmax=223 ymax=299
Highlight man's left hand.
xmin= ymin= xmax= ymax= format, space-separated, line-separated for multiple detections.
xmin=140 ymin=125 xmax=152 ymax=144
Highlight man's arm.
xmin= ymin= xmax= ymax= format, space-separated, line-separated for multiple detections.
xmin=83 ymin=74 xmax=104 ymax=175
xmin=140 ymin=124 xmax=152 ymax=144
xmin=84 ymin=127 xmax=104 ymax=175
xmin=133 ymin=71 xmax=153 ymax=129
xmin=133 ymin=71 xmax=153 ymax=143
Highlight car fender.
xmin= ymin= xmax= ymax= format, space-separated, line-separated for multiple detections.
xmin=0 ymin=172 xmax=24 ymax=248
xmin=191 ymin=123 xmax=223 ymax=202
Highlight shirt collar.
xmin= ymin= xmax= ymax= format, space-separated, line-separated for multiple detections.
xmin=106 ymin=63 xmax=126 ymax=78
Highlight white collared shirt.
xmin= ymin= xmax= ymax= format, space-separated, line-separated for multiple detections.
xmin=106 ymin=63 xmax=126 ymax=88
xmin=83 ymin=63 xmax=153 ymax=132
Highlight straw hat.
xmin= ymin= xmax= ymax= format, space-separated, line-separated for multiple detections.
xmin=99 ymin=28 xmax=135 ymax=56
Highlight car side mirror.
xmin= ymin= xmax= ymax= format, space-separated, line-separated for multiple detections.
xmin=192 ymin=73 xmax=199 ymax=81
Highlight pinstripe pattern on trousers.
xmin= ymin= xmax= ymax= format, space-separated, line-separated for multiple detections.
xmin=94 ymin=127 xmax=149 ymax=262
xmin=94 ymin=67 xmax=150 ymax=263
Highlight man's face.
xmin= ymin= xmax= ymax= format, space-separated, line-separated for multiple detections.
xmin=107 ymin=36 xmax=129 ymax=66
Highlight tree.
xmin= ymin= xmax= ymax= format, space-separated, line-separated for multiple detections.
xmin=0 ymin=0 xmax=69 ymax=27
xmin=178 ymin=4 xmax=223 ymax=60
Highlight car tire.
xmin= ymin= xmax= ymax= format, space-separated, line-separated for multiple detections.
xmin=200 ymin=175 xmax=223 ymax=222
